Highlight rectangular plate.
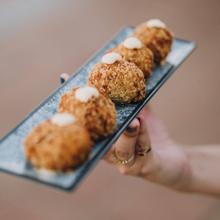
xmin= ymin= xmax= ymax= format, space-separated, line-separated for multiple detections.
xmin=0 ymin=27 xmax=195 ymax=191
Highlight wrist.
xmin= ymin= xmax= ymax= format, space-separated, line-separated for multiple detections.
xmin=174 ymin=147 xmax=193 ymax=193
xmin=182 ymin=145 xmax=220 ymax=197
xmin=141 ymin=146 xmax=193 ymax=192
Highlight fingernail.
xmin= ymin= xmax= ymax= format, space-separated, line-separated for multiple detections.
xmin=60 ymin=73 xmax=69 ymax=84
xmin=126 ymin=125 xmax=138 ymax=133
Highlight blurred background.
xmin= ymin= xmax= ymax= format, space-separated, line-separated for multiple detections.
xmin=0 ymin=0 xmax=220 ymax=219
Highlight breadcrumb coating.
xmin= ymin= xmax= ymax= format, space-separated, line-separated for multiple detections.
xmin=25 ymin=121 xmax=92 ymax=171
xmin=59 ymin=88 xmax=116 ymax=140
xmin=88 ymin=60 xmax=146 ymax=104
xmin=112 ymin=44 xmax=154 ymax=78
xmin=134 ymin=23 xmax=173 ymax=64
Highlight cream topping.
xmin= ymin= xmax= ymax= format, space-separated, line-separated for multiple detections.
xmin=123 ymin=37 xmax=143 ymax=49
xmin=51 ymin=113 xmax=75 ymax=126
xmin=101 ymin=52 xmax=122 ymax=64
xmin=146 ymin=19 xmax=166 ymax=28
xmin=75 ymin=86 xmax=99 ymax=102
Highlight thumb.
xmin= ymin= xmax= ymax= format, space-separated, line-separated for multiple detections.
xmin=136 ymin=109 xmax=151 ymax=154
xmin=114 ymin=118 xmax=140 ymax=164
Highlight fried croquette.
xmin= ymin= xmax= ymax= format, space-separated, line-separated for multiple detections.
xmin=134 ymin=19 xmax=173 ymax=64
xmin=112 ymin=37 xmax=154 ymax=78
xmin=25 ymin=113 xmax=92 ymax=171
xmin=59 ymin=86 xmax=116 ymax=141
xmin=88 ymin=52 xmax=146 ymax=103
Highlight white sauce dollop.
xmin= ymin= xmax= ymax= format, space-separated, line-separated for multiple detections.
xmin=146 ymin=19 xmax=166 ymax=28
xmin=101 ymin=52 xmax=122 ymax=64
xmin=123 ymin=37 xmax=143 ymax=49
xmin=51 ymin=112 xmax=75 ymax=126
xmin=75 ymin=86 xmax=99 ymax=102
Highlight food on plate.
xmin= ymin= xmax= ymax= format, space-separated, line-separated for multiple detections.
xmin=24 ymin=113 xmax=92 ymax=171
xmin=59 ymin=86 xmax=116 ymax=140
xmin=88 ymin=52 xmax=146 ymax=103
xmin=112 ymin=37 xmax=154 ymax=78
xmin=134 ymin=18 xmax=173 ymax=64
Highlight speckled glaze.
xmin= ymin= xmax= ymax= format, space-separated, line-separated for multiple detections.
xmin=0 ymin=27 xmax=195 ymax=191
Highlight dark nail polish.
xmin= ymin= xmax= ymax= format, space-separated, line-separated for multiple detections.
xmin=126 ymin=126 xmax=137 ymax=133
xmin=60 ymin=73 xmax=69 ymax=84
xmin=60 ymin=77 xmax=65 ymax=84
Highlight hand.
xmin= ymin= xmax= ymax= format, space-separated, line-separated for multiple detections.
xmin=104 ymin=107 xmax=191 ymax=191
xmin=59 ymin=73 xmax=220 ymax=196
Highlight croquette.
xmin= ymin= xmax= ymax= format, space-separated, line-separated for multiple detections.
xmin=24 ymin=113 xmax=92 ymax=172
xmin=59 ymin=86 xmax=116 ymax=141
xmin=88 ymin=52 xmax=146 ymax=103
xmin=134 ymin=19 xmax=173 ymax=64
xmin=112 ymin=37 xmax=154 ymax=78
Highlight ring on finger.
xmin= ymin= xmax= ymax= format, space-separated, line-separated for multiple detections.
xmin=136 ymin=145 xmax=151 ymax=156
xmin=111 ymin=149 xmax=135 ymax=165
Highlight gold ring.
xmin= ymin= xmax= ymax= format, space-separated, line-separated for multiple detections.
xmin=111 ymin=149 xmax=135 ymax=165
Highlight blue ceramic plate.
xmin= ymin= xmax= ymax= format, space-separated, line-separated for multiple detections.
xmin=0 ymin=27 xmax=196 ymax=191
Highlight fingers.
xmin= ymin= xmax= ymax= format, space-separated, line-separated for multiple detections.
xmin=118 ymin=154 xmax=146 ymax=176
xmin=123 ymin=118 xmax=140 ymax=137
xmin=114 ymin=118 xmax=140 ymax=163
xmin=136 ymin=110 xmax=151 ymax=154
xmin=60 ymin=73 xmax=70 ymax=84
xmin=116 ymin=113 xmax=152 ymax=176
xmin=103 ymin=107 xmax=173 ymax=180
xmin=104 ymin=118 xmax=140 ymax=165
